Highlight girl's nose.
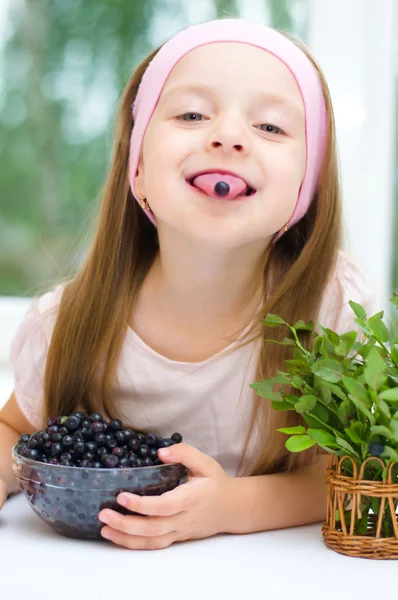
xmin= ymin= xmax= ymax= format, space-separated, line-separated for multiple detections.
xmin=205 ymin=118 xmax=251 ymax=156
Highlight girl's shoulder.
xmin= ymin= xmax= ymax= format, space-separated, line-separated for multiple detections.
xmin=318 ymin=249 xmax=378 ymax=333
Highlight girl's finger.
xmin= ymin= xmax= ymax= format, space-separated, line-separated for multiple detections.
xmin=101 ymin=526 xmax=177 ymax=551
xmin=115 ymin=482 xmax=196 ymax=517
xmin=99 ymin=510 xmax=179 ymax=537
xmin=0 ymin=480 xmax=8 ymax=511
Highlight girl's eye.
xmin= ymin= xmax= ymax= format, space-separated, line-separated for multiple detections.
xmin=258 ymin=123 xmax=283 ymax=135
xmin=176 ymin=112 xmax=206 ymax=122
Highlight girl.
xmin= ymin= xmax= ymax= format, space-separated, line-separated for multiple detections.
xmin=0 ymin=18 xmax=376 ymax=549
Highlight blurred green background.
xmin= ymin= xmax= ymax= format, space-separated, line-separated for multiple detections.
xmin=0 ymin=0 xmax=308 ymax=297
xmin=0 ymin=0 xmax=396 ymax=302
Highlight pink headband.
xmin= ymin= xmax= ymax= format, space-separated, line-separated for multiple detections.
xmin=128 ymin=18 xmax=327 ymax=242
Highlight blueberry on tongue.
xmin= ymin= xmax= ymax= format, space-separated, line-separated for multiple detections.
xmin=215 ymin=181 xmax=230 ymax=197
xmin=191 ymin=173 xmax=247 ymax=200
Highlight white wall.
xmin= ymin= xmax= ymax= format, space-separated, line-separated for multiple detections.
xmin=308 ymin=0 xmax=397 ymax=314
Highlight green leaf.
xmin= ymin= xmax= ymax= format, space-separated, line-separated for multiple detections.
xmin=349 ymin=300 xmax=367 ymax=320
xmin=379 ymin=388 xmax=398 ymax=402
xmin=391 ymin=345 xmax=398 ymax=367
xmin=307 ymin=429 xmax=337 ymax=446
xmin=327 ymin=383 xmax=348 ymax=402
xmin=364 ymin=348 xmax=387 ymax=391
xmin=262 ymin=314 xmax=286 ymax=328
xmin=334 ymin=331 xmax=358 ymax=357
xmin=348 ymin=394 xmax=376 ymax=425
xmin=277 ymin=425 xmax=306 ymax=435
xmin=335 ymin=436 xmax=360 ymax=458
xmin=263 ymin=337 xmax=296 ymax=347
xmin=314 ymin=336 xmax=323 ymax=356
xmin=377 ymin=398 xmax=391 ymax=420
xmin=389 ymin=420 xmax=398 ymax=442
xmin=285 ymin=435 xmax=316 ymax=452
xmin=370 ymin=425 xmax=393 ymax=438
xmin=293 ymin=319 xmax=314 ymax=331
xmin=368 ymin=313 xmax=390 ymax=343
xmin=249 ymin=381 xmax=282 ymax=401
xmin=271 ymin=400 xmax=294 ymax=412
xmin=342 ymin=377 xmax=370 ymax=407
xmin=380 ymin=446 xmax=398 ymax=462
xmin=295 ymin=394 xmax=317 ymax=414
xmin=59 ymin=416 xmax=68 ymax=425
xmin=344 ymin=426 xmax=363 ymax=444
xmin=272 ymin=373 xmax=292 ymax=385
xmin=311 ymin=359 xmax=344 ymax=383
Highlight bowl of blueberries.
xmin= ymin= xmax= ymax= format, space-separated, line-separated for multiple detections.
xmin=12 ymin=411 xmax=188 ymax=540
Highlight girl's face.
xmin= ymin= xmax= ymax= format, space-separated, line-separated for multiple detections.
xmin=134 ymin=42 xmax=306 ymax=249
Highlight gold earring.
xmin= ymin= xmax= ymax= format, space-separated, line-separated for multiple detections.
xmin=136 ymin=190 xmax=150 ymax=210
xmin=283 ymin=220 xmax=290 ymax=233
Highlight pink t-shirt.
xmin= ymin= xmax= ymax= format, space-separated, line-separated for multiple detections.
xmin=9 ymin=250 xmax=377 ymax=476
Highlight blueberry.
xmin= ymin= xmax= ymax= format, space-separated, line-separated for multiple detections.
xmin=139 ymin=444 xmax=150 ymax=458
xmin=60 ymin=452 xmax=73 ymax=462
xmin=58 ymin=426 xmax=69 ymax=436
xmin=130 ymin=458 xmax=144 ymax=467
xmin=79 ymin=460 xmax=92 ymax=468
xmin=72 ymin=431 xmax=84 ymax=442
xmin=92 ymin=461 xmax=102 ymax=468
xmin=27 ymin=435 xmax=41 ymax=449
xmin=136 ymin=433 xmax=145 ymax=444
xmin=88 ymin=412 xmax=103 ymax=422
xmin=97 ymin=447 xmax=108 ymax=457
xmin=149 ymin=448 xmax=158 ymax=461
xmin=370 ymin=442 xmax=385 ymax=457
xmin=51 ymin=433 xmax=62 ymax=443
xmin=119 ymin=458 xmax=130 ymax=468
xmin=91 ymin=421 xmax=106 ymax=434
xmin=85 ymin=441 xmax=98 ymax=453
xmin=115 ymin=430 xmax=126 ymax=444
xmin=19 ymin=434 xmax=30 ymax=444
xmin=73 ymin=441 xmax=85 ymax=455
xmin=50 ymin=443 xmax=63 ymax=457
xmin=66 ymin=416 xmax=80 ymax=431
xmin=81 ymin=427 xmax=94 ymax=440
xmin=108 ymin=419 xmax=122 ymax=431
xmin=171 ymin=433 xmax=183 ymax=444
xmin=73 ymin=411 xmax=87 ymax=421
xmin=123 ymin=429 xmax=135 ymax=442
xmin=104 ymin=455 xmax=119 ymax=468
xmin=128 ymin=438 xmax=140 ymax=452
xmin=158 ymin=438 xmax=173 ymax=448
xmin=107 ymin=438 xmax=117 ymax=450
xmin=62 ymin=435 xmax=74 ymax=448
xmin=112 ymin=447 xmax=126 ymax=458
xmin=27 ymin=449 xmax=40 ymax=460
xmin=47 ymin=416 xmax=58 ymax=428
xmin=47 ymin=426 xmax=59 ymax=436
xmin=142 ymin=457 xmax=153 ymax=467
xmin=83 ymin=452 xmax=95 ymax=462
xmin=145 ymin=434 xmax=158 ymax=447
xmin=94 ymin=433 xmax=106 ymax=446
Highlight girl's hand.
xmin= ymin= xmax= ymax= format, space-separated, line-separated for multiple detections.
xmin=98 ymin=443 xmax=234 ymax=550
xmin=0 ymin=479 xmax=8 ymax=511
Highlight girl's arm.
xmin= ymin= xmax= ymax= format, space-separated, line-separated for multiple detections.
xmin=226 ymin=454 xmax=329 ymax=534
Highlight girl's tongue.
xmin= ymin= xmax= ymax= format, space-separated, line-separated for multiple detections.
xmin=191 ymin=173 xmax=247 ymax=200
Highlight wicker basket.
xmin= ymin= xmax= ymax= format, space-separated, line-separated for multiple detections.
xmin=322 ymin=454 xmax=398 ymax=559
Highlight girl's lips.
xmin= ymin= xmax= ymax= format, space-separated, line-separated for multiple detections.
xmin=186 ymin=180 xmax=256 ymax=201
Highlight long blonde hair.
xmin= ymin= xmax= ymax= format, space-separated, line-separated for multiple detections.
xmin=41 ymin=31 xmax=342 ymax=476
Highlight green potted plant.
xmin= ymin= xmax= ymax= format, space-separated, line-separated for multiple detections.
xmin=250 ymin=294 xmax=398 ymax=559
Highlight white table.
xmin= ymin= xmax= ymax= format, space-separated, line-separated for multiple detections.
xmin=1 ymin=494 xmax=396 ymax=600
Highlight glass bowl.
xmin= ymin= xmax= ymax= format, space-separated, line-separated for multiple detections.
xmin=12 ymin=446 xmax=188 ymax=540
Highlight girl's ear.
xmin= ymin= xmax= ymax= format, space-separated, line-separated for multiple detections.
xmin=134 ymin=154 xmax=145 ymax=197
